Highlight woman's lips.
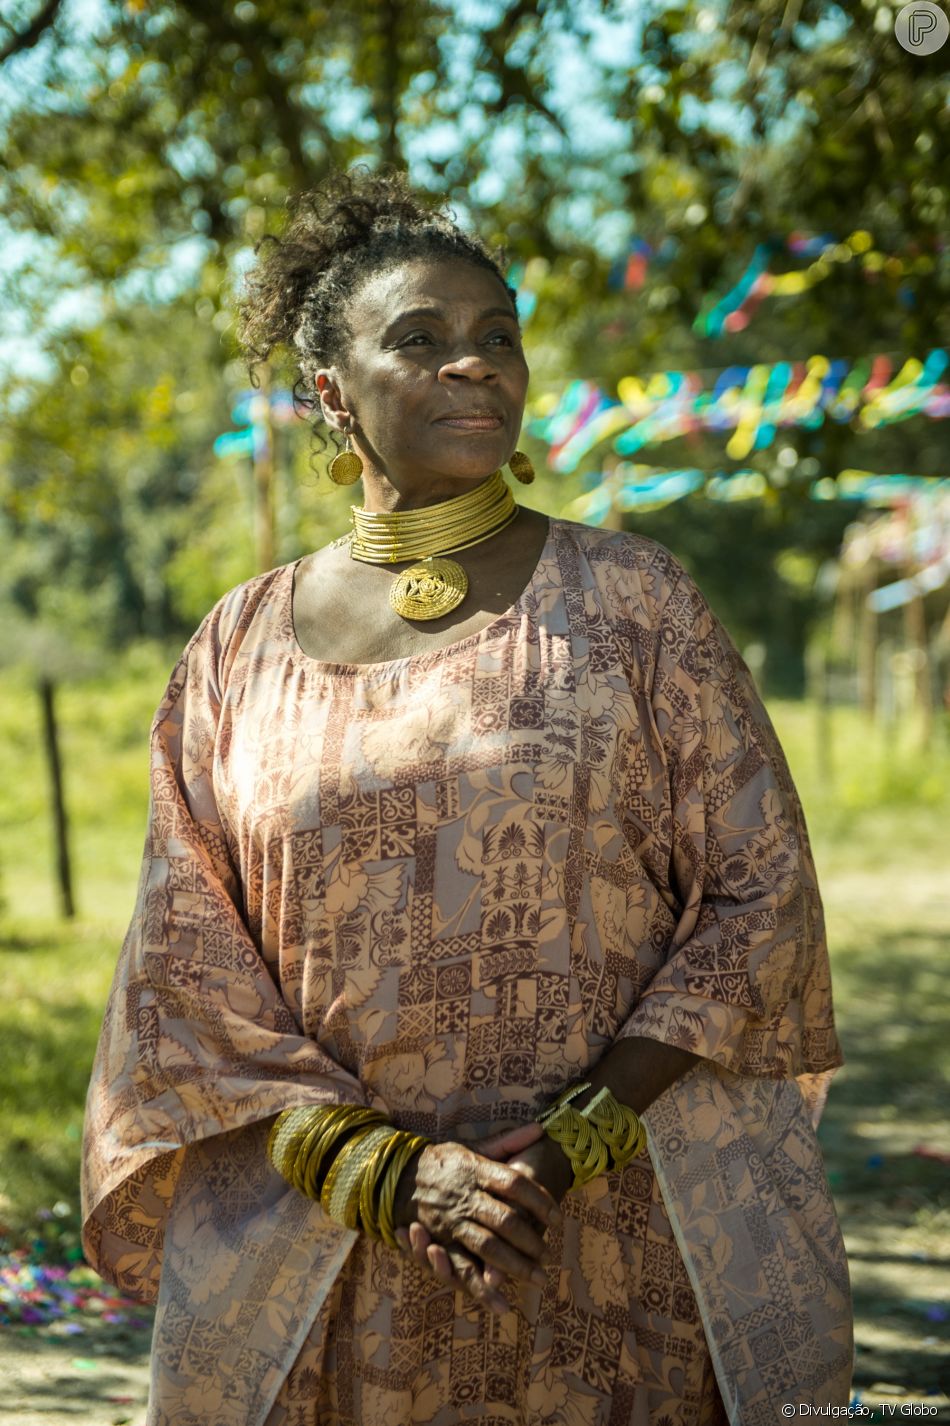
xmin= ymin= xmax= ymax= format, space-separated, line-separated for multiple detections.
xmin=434 ymin=413 xmax=505 ymax=430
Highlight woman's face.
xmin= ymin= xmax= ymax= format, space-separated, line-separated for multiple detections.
xmin=319 ymin=256 xmax=529 ymax=504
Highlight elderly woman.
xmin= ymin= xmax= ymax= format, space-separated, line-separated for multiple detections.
xmin=81 ymin=171 xmax=852 ymax=1426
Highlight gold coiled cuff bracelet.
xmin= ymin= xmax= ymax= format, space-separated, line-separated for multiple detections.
xmin=538 ymin=1083 xmax=646 ymax=1190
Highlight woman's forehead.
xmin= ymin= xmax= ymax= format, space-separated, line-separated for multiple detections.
xmin=351 ymin=258 xmax=515 ymax=328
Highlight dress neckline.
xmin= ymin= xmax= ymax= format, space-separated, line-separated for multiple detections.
xmin=286 ymin=515 xmax=555 ymax=678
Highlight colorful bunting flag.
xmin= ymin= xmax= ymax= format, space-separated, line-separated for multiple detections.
xmin=527 ymin=351 xmax=948 ymax=473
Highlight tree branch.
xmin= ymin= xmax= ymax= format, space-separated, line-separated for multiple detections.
xmin=0 ymin=0 xmax=64 ymax=65
xmin=482 ymin=0 xmax=566 ymax=135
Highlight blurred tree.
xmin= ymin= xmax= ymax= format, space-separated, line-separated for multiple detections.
xmin=1 ymin=292 xmax=239 ymax=643
xmin=0 ymin=0 xmax=946 ymax=676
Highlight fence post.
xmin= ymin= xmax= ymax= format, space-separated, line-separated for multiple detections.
xmin=38 ymin=677 xmax=75 ymax=920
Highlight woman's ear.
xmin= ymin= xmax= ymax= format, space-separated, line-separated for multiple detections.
xmin=315 ymin=369 xmax=350 ymax=433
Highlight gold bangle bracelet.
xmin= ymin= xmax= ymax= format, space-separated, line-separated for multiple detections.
xmin=377 ymin=1134 xmax=429 ymax=1249
xmin=580 ymin=1088 xmax=647 ymax=1170
xmin=320 ymin=1127 xmax=371 ymax=1219
xmin=299 ymin=1109 xmax=387 ymax=1199
xmin=275 ymin=1107 xmax=345 ymax=1188
xmin=294 ymin=1111 xmax=355 ymax=1195
xmin=268 ymin=1105 xmax=387 ymax=1200
xmin=313 ymin=1106 xmax=387 ymax=1209
xmin=540 ymin=1093 xmax=609 ymax=1190
xmin=323 ymin=1125 xmax=394 ymax=1230
xmin=358 ymin=1131 xmax=406 ymax=1240
xmin=538 ymin=1081 xmax=592 ymax=1126
xmin=269 ymin=1109 xmax=433 ymax=1243
xmin=268 ymin=1105 xmax=325 ymax=1178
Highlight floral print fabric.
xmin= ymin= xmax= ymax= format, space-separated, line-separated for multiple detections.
xmin=81 ymin=518 xmax=851 ymax=1424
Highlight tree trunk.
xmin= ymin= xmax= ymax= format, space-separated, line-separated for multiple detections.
xmin=38 ymin=677 xmax=75 ymax=920
xmin=602 ymin=458 xmax=624 ymax=531
xmin=253 ymin=363 xmax=276 ymax=574
xmin=806 ymin=641 xmax=834 ymax=789
xmin=904 ymin=581 xmax=933 ymax=750
xmin=858 ymin=568 xmax=877 ymax=719
xmin=378 ymin=0 xmax=402 ymax=166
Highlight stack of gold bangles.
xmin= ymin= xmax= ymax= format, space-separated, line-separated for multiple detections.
xmin=267 ymin=1105 xmax=430 ymax=1247
xmin=538 ymin=1084 xmax=646 ymax=1191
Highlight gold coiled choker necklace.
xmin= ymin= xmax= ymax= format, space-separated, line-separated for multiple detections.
xmin=347 ymin=469 xmax=519 ymax=621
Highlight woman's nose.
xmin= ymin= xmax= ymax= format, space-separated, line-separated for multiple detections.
xmin=440 ymin=352 xmax=498 ymax=381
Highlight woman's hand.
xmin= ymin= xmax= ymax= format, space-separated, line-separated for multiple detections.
xmin=502 ymin=1133 xmax=574 ymax=1205
xmin=392 ymin=1123 xmax=560 ymax=1316
xmin=394 ymin=1123 xmax=567 ymax=1313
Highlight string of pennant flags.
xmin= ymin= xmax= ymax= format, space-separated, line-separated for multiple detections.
xmin=526 ymin=349 xmax=949 ymax=472
xmin=510 ymin=229 xmax=945 ymax=335
xmin=507 ymin=228 xmax=935 ymax=326
xmin=215 ymin=350 xmax=948 ymax=450
xmin=693 ymin=230 xmax=941 ymax=337
xmin=561 ymin=467 xmax=950 ymax=524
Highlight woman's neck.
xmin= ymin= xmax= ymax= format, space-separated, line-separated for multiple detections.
xmin=357 ymin=469 xmax=499 ymax=514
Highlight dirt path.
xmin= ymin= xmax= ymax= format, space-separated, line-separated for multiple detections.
xmin=0 ymin=1317 xmax=151 ymax=1424
xmin=2 ymin=1280 xmax=948 ymax=1426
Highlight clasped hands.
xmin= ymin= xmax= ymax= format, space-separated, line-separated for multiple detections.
xmin=390 ymin=1121 xmax=571 ymax=1317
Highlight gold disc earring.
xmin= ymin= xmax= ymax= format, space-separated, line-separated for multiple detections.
xmin=329 ymin=433 xmax=364 ymax=485
xmin=508 ymin=450 xmax=535 ymax=484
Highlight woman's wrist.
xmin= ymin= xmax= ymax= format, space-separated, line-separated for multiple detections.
xmin=572 ymin=1037 xmax=701 ymax=1117
xmin=526 ymin=1132 xmax=575 ymax=1203
xmin=391 ymin=1144 xmax=427 ymax=1230
xmin=536 ymin=1039 xmax=702 ymax=1191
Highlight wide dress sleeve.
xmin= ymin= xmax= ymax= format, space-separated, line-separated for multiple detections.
xmin=608 ymin=541 xmax=842 ymax=1106
xmin=591 ymin=536 xmax=853 ymax=1415
xmin=80 ymin=580 xmax=374 ymax=1303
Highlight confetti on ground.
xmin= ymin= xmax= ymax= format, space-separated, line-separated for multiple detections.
xmin=912 ymin=1143 xmax=950 ymax=1166
xmin=0 ymin=1253 xmax=151 ymax=1330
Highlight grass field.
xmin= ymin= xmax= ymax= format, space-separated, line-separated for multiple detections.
xmin=1 ymin=648 xmax=948 ymax=1412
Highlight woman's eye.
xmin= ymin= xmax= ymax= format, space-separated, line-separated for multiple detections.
xmin=487 ymin=331 xmax=517 ymax=347
xmin=398 ymin=332 xmax=433 ymax=347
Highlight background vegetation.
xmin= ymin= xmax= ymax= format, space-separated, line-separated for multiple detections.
xmin=1 ymin=0 xmax=947 ymax=677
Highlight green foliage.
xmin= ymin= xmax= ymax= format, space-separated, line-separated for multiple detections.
xmin=0 ymin=0 xmax=947 ymax=657
xmin=628 ymin=488 xmax=854 ymax=695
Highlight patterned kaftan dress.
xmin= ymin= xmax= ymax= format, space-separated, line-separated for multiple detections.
xmin=81 ymin=518 xmax=853 ymax=1426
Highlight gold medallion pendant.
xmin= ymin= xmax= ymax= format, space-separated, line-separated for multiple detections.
xmin=389 ymin=557 xmax=468 ymax=620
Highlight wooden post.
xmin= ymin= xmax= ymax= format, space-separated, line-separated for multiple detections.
xmin=806 ymin=642 xmax=834 ymax=789
xmin=904 ymin=577 xmax=933 ymax=750
xmin=252 ymin=363 xmax=276 ymax=574
xmin=858 ymin=567 xmax=877 ymax=720
xmin=602 ymin=458 xmax=624 ymax=531
xmin=38 ymin=677 xmax=75 ymax=920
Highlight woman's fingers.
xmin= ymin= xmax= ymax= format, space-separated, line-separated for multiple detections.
xmin=474 ymin=1189 xmax=548 ymax=1261
xmin=404 ymin=1218 xmax=513 ymax=1302
xmin=477 ymin=1121 xmax=545 ymax=1161
xmin=403 ymin=1140 xmax=558 ymax=1289
xmin=397 ymin=1224 xmax=456 ymax=1286
xmin=450 ymin=1202 xmax=548 ymax=1288
xmin=444 ymin=1243 xmax=510 ymax=1317
xmin=410 ymin=1223 xmax=453 ymax=1282
xmin=476 ymin=1156 xmax=561 ymax=1231
xmin=395 ymin=1226 xmax=412 ymax=1254
xmin=425 ymin=1241 xmax=455 ymax=1280
xmin=401 ymin=1222 xmax=478 ymax=1295
xmin=413 ymin=1221 xmax=509 ymax=1295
